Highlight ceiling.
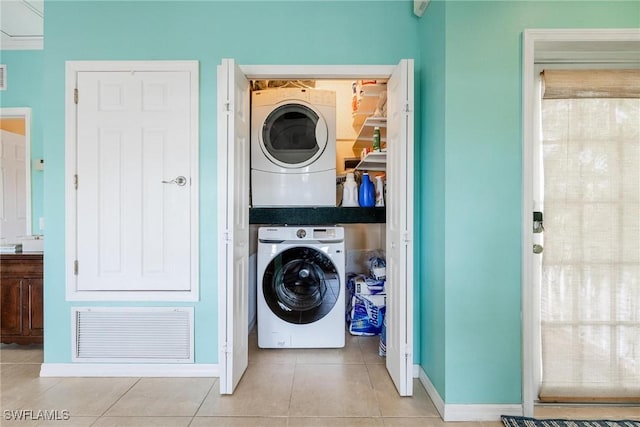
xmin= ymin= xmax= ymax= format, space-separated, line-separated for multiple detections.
xmin=1 ymin=0 xmax=43 ymax=50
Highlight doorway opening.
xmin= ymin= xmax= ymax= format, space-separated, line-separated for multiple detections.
xmin=0 ymin=107 xmax=32 ymax=244
xmin=521 ymin=29 xmax=640 ymax=417
xmin=217 ymin=60 xmax=415 ymax=397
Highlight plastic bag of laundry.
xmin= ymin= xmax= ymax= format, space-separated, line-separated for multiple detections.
xmin=367 ymin=252 xmax=386 ymax=280
xmin=348 ymin=294 xmax=386 ymax=336
xmin=379 ymin=318 xmax=387 ymax=357
xmin=351 ymin=274 xmax=385 ymax=295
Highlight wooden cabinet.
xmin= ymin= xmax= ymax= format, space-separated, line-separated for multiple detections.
xmin=0 ymin=253 xmax=43 ymax=344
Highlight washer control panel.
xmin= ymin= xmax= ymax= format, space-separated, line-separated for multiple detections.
xmin=312 ymin=228 xmax=337 ymax=239
xmin=259 ymin=226 xmax=343 ymax=242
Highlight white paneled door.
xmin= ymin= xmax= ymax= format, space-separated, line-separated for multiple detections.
xmin=217 ymin=58 xmax=250 ymax=394
xmin=0 ymin=129 xmax=28 ymax=243
xmin=386 ymin=59 xmax=415 ymax=397
xmin=68 ymin=62 xmax=198 ymax=297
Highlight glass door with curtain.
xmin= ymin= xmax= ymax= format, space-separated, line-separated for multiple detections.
xmin=538 ymin=69 xmax=640 ymax=403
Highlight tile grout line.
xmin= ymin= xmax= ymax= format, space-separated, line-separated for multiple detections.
xmin=287 ymin=352 xmax=299 ymax=420
xmin=92 ymin=377 xmax=142 ymax=423
xmin=191 ymin=375 xmax=218 ymax=419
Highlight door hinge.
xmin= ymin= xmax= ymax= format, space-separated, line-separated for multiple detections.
xmin=73 ymin=260 xmax=79 ymax=275
xmin=224 ymin=101 xmax=231 ymax=112
xmin=403 ymin=231 xmax=411 ymax=244
xmin=74 ymin=88 xmax=79 ymax=104
xmin=223 ymin=229 xmax=232 ymax=243
xmin=74 ymin=174 xmax=78 ymax=190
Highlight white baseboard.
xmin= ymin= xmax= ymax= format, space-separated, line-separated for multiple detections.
xmin=417 ymin=366 xmax=523 ymax=422
xmin=40 ymin=363 xmax=219 ymax=378
xmin=418 ymin=367 xmax=446 ymax=418
xmin=443 ymin=403 xmax=523 ymax=422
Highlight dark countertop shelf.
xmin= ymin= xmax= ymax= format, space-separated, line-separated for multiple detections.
xmin=249 ymin=207 xmax=385 ymax=225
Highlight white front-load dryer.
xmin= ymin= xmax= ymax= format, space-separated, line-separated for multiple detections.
xmin=251 ymin=88 xmax=336 ymax=207
xmin=257 ymin=226 xmax=345 ymax=348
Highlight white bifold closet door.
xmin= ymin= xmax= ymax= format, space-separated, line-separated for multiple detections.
xmin=217 ymin=58 xmax=250 ymax=394
xmin=385 ymin=59 xmax=415 ymax=397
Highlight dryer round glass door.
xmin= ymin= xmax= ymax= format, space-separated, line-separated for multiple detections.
xmin=260 ymin=103 xmax=329 ymax=169
xmin=262 ymin=246 xmax=340 ymax=324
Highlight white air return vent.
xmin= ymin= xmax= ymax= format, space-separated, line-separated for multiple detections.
xmin=73 ymin=307 xmax=194 ymax=363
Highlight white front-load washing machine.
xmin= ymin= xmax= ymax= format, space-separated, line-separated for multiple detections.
xmin=257 ymin=226 xmax=345 ymax=348
xmin=251 ymin=87 xmax=336 ymax=207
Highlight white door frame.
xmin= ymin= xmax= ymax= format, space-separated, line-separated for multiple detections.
xmin=65 ymin=60 xmax=200 ymax=301
xmin=521 ymin=28 xmax=640 ymax=417
xmin=218 ymin=62 xmax=413 ymax=394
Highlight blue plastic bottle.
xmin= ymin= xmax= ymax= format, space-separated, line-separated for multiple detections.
xmin=359 ymin=173 xmax=375 ymax=207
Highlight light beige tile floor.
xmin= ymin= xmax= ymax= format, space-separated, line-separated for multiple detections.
xmin=1 ymin=336 xmax=637 ymax=426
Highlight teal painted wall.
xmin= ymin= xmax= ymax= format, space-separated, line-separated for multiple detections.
xmin=418 ymin=0 xmax=447 ymax=399
xmin=42 ymin=1 xmax=419 ymax=363
xmin=417 ymin=0 xmax=640 ymax=405
xmin=0 ymin=50 xmax=45 ymax=234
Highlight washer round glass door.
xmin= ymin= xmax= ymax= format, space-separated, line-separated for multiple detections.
xmin=262 ymin=246 xmax=340 ymax=325
xmin=260 ymin=102 xmax=329 ymax=169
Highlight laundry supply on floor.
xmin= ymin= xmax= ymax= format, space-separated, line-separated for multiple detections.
xmin=379 ymin=318 xmax=387 ymax=357
xmin=349 ymin=293 xmax=386 ymax=336
xmin=346 ymin=250 xmax=387 ymax=339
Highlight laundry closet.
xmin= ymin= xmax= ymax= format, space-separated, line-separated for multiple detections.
xmin=247 ymin=77 xmax=388 ymax=350
xmin=217 ymin=58 xmax=413 ymax=395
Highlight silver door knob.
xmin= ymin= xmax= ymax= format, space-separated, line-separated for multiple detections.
xmin=162 ymin=176 xmax=187 ymax=186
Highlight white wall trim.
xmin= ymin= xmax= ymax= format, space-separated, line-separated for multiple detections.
xmin=522 ymin=28 xmax=537 ymax=420
xmin=521 ymin=28 xmax=640 ymax=418
xmin=40 ymin=363 xmax=219 ymax=377
xmin=239 ymin=65 xmax=395 ymax=80
xmin=0 ymin=37 xmax=43 ymax=50
xmin=64 ymin=60 xmax=200 ymax=302
xmin=418 ymin=367 xmax=445 ymax=419
xmin=444 ymin=404 xmax=523 ymax=422
xmin=418 ymin=365 xmax=522 ymax=422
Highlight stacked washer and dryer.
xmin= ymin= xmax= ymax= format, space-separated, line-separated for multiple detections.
xmin=251 ymin=87 xmax=345 ymax=348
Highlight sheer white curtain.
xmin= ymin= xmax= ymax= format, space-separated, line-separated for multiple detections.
xmin=540 ymin=69 xmax=640 ymax=402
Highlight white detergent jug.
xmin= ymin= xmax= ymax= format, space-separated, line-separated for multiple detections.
xmin=375 ymin=175 xmax=385 ymax=207
xmin=342 ymin=172 xmax=359 ymax=207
